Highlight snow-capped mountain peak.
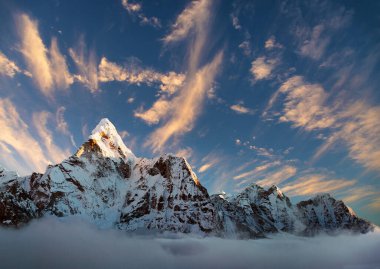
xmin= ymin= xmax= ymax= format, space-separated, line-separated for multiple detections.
xmin=0 ymin=118 xmax=374 ymax=238
xmin=76 ymin=118 xmax=135 ymax=162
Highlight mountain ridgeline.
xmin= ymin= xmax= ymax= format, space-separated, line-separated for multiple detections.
xmin=0 ymin=119 xmax=374 ymax=238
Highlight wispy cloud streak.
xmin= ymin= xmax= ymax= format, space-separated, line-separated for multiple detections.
xmin=146 ymin=0 xmax=223 ymax=152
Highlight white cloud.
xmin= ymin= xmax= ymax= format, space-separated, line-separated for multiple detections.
xmin=238 ymin=41 xmax=251 ymax=56
xmin=121 ymin=0 xmax=161 ymax=28
xmin=231 ymin=14 xmax=241 ymax=30
xmin=0 ymin=217 xmax=379 ymax=269
xmin=32 ymin=111 xmax=70 ymax=164
xmin=250 ymin=56 xmax=277 ymax=81
xmin=233 ymin=161 xmax=281 ymax=180
xmin=0 ymin=52 xmax=21 ymax=77
xmin=16 ymin=14 xmax=53 ymax=96
xmin=0 ymin=99 xmax=49 ymax=174
xmin=277 ymin=76 xmax=335 ymax=131
xmin=255 ymin=165 xmax=297 ymax=187
xmin=286 ymin=2 xmax=352 ymax=61
xmin=334 ymin=102 xmax=380 ymax=171
xmin=266 ymin=76 xmax=380 ymax=172
xmin=146 ymin=0 xmax=223 ymax=152
xmin=341 ymin=186 xmax=379 ymax=204
xmin=367 ymin=197 xmax=380 ymax=210
xmin=282 ymin=174 xmax=356 ymax=197
xmin=198 ymin=163 xmax=212 ymax=173
xmin=121 ymin=0 xmax=141 ymax=13
xmin=198 ymin=153 xmax=221 ymax=173
xmin=265 ymin=37 xmax=275 ymax=49
xmin=134 ymin=97 xmax=171 ymax=125
xmin=0 ymin=99 xmax=71 ymax=175
xmin=300 ymin=24 xmax=330 ymax=60
xmin=146 ymin=51 xmax=223 ymax=152
xmin=56 ymin=107 xmax=77 ymax=148
xmin=230 ymin=104 xmax=253 ymax=114
xmin=55 ymin=107 xmax=70 ymax=135
xmin=249 ymin=145 xmax=274 ymax=158
xmin=138 ymin=15 xmax=161 ymax=28
xmin=175 ymin=147 xmax=193 ymax=160
xmin=69 ymin=37 xmax=98 ymax=92
xmin=98 ymin=57 xmax=185 ymax=94
xmin=81 ymin=123 xmax=89 ymax=140
xmin=162 ymin=0 xmax=210 ymax=44
xmin=265 ymin=36 xmax=283 ymax=50
xmin=16 ymin=14 xmax=73 ymax=97
xmin=49 ymin=37 xmax=74 ymax=90
xmin=159 ymin=72 xmax=186 ymax=94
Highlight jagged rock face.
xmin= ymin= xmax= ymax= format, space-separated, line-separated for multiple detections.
xmin=211 ymin=185 xmax=374 ymax=237
xmin=0 ymin=168 xmax=39 ymax=226
xmin=1 ymin=119 xmax=218 ymax=234
xmin=211 ymin=194 xmax=267 ymax=239
xmin=118 ymin=155 xmax=217 ymax=233
xmin=296 ymin=194 xmax=374 ymax=235
xmin=232 ymin=185 xmax=304 ymax=233
xmin=0 ymin=119 xmax=375 ymax=238
xmin=211 ymin=184 xmax=305 ymax=237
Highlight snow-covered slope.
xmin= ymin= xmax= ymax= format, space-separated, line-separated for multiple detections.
xmin=296 ymin=193 xmax=373 ymax=235
xmin=0 ymin=119 xmax=374 ymax=238
xmin=3 ymin=119 xmax=217 ymax=234
xmin=211 ymin=184 xmax=373 ymax=237
xmin=80 ymin=118 xmax=136 ymax=162
xmin=211 ymin=184 xmax=301 ymax=237
xmin=0 ymin=166 xmax=38 ymax=226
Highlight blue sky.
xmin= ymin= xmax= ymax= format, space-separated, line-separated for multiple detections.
xmin=0 ymin=0 xmax=379 ymax=225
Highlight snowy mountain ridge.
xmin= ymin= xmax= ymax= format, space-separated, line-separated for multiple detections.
xmin=0 ymin=119 xmax=374 ymax=238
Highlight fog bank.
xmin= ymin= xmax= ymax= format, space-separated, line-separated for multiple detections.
xmin=0 ymin=217 xmax=379 ymax=269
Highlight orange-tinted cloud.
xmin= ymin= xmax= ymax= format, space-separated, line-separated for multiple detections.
xmin=16 ymin=14 xmax=73 ymax=98
xmin=282 ymin=174 xmax=356 ymax=197
xmin=146 ymin=51 xmax=223 ymax=152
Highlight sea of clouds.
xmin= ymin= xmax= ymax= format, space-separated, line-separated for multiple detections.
xmin=0 ymin=217 xmax=379 ymax=269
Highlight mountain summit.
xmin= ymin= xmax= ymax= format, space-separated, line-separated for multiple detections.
xmin=75 ymin=118 xmax=135 ymax=162
xmin=0 ymin=119 xmax=374 ymax=238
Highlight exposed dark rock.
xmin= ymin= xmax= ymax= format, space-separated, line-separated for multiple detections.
xmin=153 ymin=157 xmax=172 ymax=179
xmin=117 ymin=161 xmax=131 ymax=178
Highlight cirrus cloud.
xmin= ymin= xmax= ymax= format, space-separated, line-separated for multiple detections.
xmin=0 ymin=52 xmax=21 ymax=77
xmin=16 ymin=14 xmax=73 ymax=98
xmin=230 ymin=104 xmax=253 ymax=114
xmin=265 ymin=75 xmax=380 ymax=172
xmin=98 ymin=57 xmax=185 ymax=94
xmin=146 ymin=0 xmax=223 ymax=152
xmin=146 ymin=51 xmax=223 ymax=152
xmin=282 ymin=174 xmax=356 ymax=197
xmin=0 ymin=98 xmax=69 ymax=175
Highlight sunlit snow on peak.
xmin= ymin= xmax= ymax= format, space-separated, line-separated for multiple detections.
xmin=88 ymin=118 xmax=136 ymax=161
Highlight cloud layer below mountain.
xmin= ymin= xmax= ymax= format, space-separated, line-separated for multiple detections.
xmin=0 ymin=217 xmax=379 ymax=269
